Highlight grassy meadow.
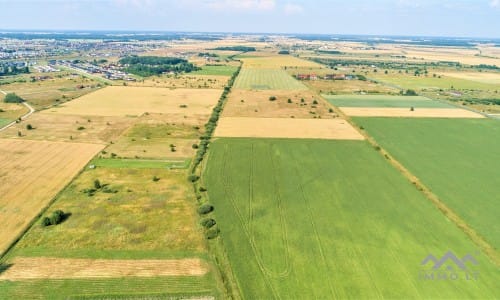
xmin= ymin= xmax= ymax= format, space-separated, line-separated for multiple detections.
xmin=192 ymin=65 xmax=238 ymax=76
xmin=324 ymin=95 xmax=454 ymax=108
xmin=1 ymin=166 xmax=220 ymax=298
xmin=353 ymin=118 xmax=500 ymax=248
xmin=234 ymin=69 xmax=307 ymax=90
xmin=0 ymin=72 xmax=102 ymax=108
xmin=370 ymin=72 xmax=499 ymax=91
xmin=204 ymin=138 xmax=500 ymax=299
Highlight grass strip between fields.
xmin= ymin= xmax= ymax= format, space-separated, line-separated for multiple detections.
xmin=90 ymin=158 xmax=191 ymax=169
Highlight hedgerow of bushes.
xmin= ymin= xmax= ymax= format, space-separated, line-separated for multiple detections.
xmin=188 ymin=62 xmax=242 ymax=240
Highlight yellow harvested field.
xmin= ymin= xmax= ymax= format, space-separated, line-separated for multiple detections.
xmin=0 ymin=257 xmax=208 ymax=280
xmin=339 ymin=107 xmax=486 ymax=118
xmin=124 ymin=74 xmax=230 ymax=89
xmin=437 ymin=72 xmax=500 ymax=85
xmin=242 ymin=55 xmax=322 ymax=69
xmin=44 ymin=86 xmax=222 ymax=117
xmin=214 ymin=117 xmax=364 ymax=140
xmin=402 ymin=49 xmax=500 ymax=67
xmin=0 ymin=113 xmax=131 ymax=144
xmin=0 ymin=139 xmax=104 ymax=255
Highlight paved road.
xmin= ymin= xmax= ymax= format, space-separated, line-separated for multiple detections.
xmin=0 ymin=88 xmax=36 ymax=132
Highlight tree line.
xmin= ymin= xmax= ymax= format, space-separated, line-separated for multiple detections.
xmin=119 ymin=56 xmax=199 ymax=77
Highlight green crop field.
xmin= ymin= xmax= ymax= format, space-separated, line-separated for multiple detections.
xmin=353 ymin=117 xmax=500 ymax=248
xmin=370 ymin=74 xmax=498 ymax=91
xmin=233 ymin=69 xmax=307 ymax=90
xmin=204 ymin=138 xmax=499 ymax=299
xmin=324 ymin=94 xmax=454 ymax=108
xmin=192 ymin=65 xmax=238 ymax=76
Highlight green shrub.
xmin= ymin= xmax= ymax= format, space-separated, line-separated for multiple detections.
xmin=41 ymin=217 xmax=51 ymax=227
xmin=94 ymin=179 xmax=102 ymax=189
xmin=26 ymin=124 xmax=34 ymax=130
xmin=199 ymin=186 xmax=207 ymax=192
xmin=4 ymin=93 xmax=24 ymax=103
xmin=49 ymin=210 xmax=64 ymax=225
xmin=201 ymin=218 xmax=216 ymax=229
xmin=205 ymin=227 xmax=220 ymax=239
xmin=269 ymin=96 xmax=277 ymax=101
xmin=188 ymin=174 xmax=200 ymax=182
xmin=198 ymin=204 xmax=214 ymax=215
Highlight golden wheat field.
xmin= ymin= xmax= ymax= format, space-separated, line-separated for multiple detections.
xmin=43 ymin=86 xmax=222 ymax=117
xmin=0 ymin=139 xmax=104 ymax=255
xmin=214 ymin=117 xmax=364 ymax=140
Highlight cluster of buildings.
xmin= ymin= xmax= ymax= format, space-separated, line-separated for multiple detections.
xmin=52 ymin=60 xmax=136 ymax=81
xmin=295 ymin=73 xmax=356 ymax=80
xmin=34 ymin=65 xmax=59 ymax=73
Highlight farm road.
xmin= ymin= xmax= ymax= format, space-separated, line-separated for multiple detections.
xmin=0 ymin=88 xmax=36 ymax=132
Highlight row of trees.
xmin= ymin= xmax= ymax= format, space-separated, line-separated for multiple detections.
xmin=211 ymin=46 xmax=256 ymax=52
xmin=0 ymin=65 xmax=29 ymax=76
xmin=188 ymin=61 xmax=242 ymax=241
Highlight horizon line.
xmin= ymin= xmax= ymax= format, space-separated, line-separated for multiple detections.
xmin=0 ymin=29 xmax=499 ymax=41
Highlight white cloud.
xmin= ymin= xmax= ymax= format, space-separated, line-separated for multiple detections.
xmin=283 ymin=3 xmax=303 ymax=15
xmin=206 ymin=0 xmax=276 ymax=11
xmin=491 ymin=0 xmax=499 ymax=7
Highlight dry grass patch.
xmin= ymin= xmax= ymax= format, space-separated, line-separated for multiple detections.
xmin=306 ymin=79 xmax=398 ymax=94
xmin=13 ymin=168 xmax=205 ymax=253
xmin=214 ymin=117 xmax=364 ymax=140
xmin=44 ymin=86 xmax=222 ymax=117
xmin=103 ymin=123 xmax=202 ymax=159
xmin=223 ymin=89 xmax=336 ymax=119
xmin=0 ymin=103 xmax=29 ymax=121
xmin=0 ymin=257 xmax=207 ymax=280
xmin=437 ymin=72 xmax=500 ymax=85
xmin=0 ymin=139 xmax=104 ymax=255
xmin=124 ymin=74 xmax=230 ymax=89
xmin=0 ymin=113 xmax=131 ymax=143
xmin=0 ymin=73 xmax=101 ymax=109
xmin=340 ymin=107 xmax=486 ymax=118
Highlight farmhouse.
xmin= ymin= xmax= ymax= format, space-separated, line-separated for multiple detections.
xmin=296 ymin=73 xmax=318 ymax=80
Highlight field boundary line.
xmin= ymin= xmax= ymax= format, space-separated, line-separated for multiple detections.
xmin=268 ymin=142 xmax=292 ymax=277
xmin=321 ymin=94 xmax=500 ymax=267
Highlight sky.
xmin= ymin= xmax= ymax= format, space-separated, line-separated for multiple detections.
xmin=0 ymin=0 xmax=499 ymax=38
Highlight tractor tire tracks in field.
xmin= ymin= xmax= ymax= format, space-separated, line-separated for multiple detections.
xmin=288 ymin=147 xmax=339 ymax=300
xmin=220 ymin=143 xmax=293 ymax=299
